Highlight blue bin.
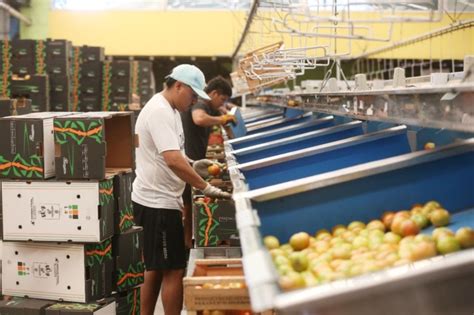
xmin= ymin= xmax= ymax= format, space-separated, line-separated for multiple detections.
xmin=246 ymin=141 xmax=474 ymax=242
xmin=240 ymin=126 xmax=411 ymax=190
xmin=228 ymin=116 xmax=335 ymax=150
xmin=246 ymin=113 xmax=314 ymax=135
xmin=233 ymin=121 xmax=364 ymax=164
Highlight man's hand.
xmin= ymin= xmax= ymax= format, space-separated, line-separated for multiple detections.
xmin=220 ymin=114 xmax=237 ymax=125
xmin=202 ymin=183 xmax=231 ymax=199
xmin=193 ymin=159 xmax=214 ymax=178
xmin=193 ymin=159 xmax=224 ymax=178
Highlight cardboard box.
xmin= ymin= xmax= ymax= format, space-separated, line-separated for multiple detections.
xmin=109 ymin=96 xmax=131 ymax=112
xmin=11 ymin=40 xmax=35 ymax=61
xmin=0 ymin=40 xmax=12 ymax=98
xmin=2 ymin=176 xmax=115 ymax=242
xmin=111 ymin=61 xmax=132 ymax=78
xmin=111 ymin=169 xmax=135 ymax=234
xmin=115 ymin=286 xmax=140 ymax=315
xmin=0 ymin=297 xmax=54 ymax=315
xmin=101 ymin=61 xmax=133 ymax=112
xmin=183 ymin=258 xmax=249 ymax=311
xmin=80 ymin=46 xmax=105 ymax=63
xmin=0 ymin=98 xmax=32 ymax=117
xmin=54 ymin=112 xmax=136 ymax=180
xmin=46 ymin=40 xmax=72 ymax=64
xmin=80 ymin=83 xmax=101 ymax=96
xmin=46 ymin=63 xmax=70 ymax=77
xmin=77 ymin=96 xmax=101 ymax=112
xmin=10 ymin=75 xmax=50 ymax=112
xmin=192 ymin=191 xmax=239 ymax=247
xmin=0 ymin=112 xmax=72 ymax=179
xmin=50 ymin=91 xmax=71 ymax=112
xmin=101 ymin=63 xmax=112 ymax=111
xmin=112 ymin=226 xmax=144 ymax=292
xmin=11 ymin=60 xmax=35 ymax=76
xmin=80 ymin=62 xmax=102 ymax=81
xmin=2 ymin=240 xmax=114 ymax=302
xmin=1 ymin=179 xmax=3 ymax=240
xmin=45 ymin=300 xmax=116 ymax=315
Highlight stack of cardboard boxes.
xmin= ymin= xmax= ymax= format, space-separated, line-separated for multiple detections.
xmin=0 ymin=111 xmax=143 ymax=314
xmin=7 ymin=39 xmax=74 ymax=112
xmin=0 ymin=98 xmax=31 ymax=117
xmin=1 ymin=39 xmax=156 ymax=115
xmin=72 ymin=46 xmax=105 ymax=112
xmin=133 ymin=61 xmax=155 ymax=109
xmin=45 ymin=40 xmax=73 ymax=112
xmin=102 ymin=60 xmax=155 ymax=113
xmin=0 ymin=40 xmax=12 ymax=98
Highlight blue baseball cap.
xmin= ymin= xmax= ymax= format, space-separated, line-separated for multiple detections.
xmin=166 ymin=64 xmax=211 ymax=100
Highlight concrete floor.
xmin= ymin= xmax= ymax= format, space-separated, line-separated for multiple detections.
xmin=154 ymin=294 xmax=165 ymax=315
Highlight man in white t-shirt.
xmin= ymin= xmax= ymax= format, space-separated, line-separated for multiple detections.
xmin=132 ymin=64 xmax=230 ymax=315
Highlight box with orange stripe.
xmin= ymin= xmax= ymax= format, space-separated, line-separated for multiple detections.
xmin=192 ymin=181 xmax=239 ymax=248
xmin=0 ymin=112 xmax=73 ymax=180
xmin=54 ymin=111 xmax=137 ymax=180
xmin=111 ymin=168 xmax=135 ymax=235
xmin=2 ymin=240 xmax=114 ymax=302
xmin=114 ymin=286 xmax=141 ymax=315
xmin=112 ymin=226 xmax=144 ymax=292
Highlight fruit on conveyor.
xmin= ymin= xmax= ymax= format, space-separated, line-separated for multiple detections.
xmin=455 ymin=227 xmax=474 ymax=248
xmin=429 ymin=208 xmax=451 ymax=227
xmin=207 ymin=164 xmax=221 ymax=176
xmin=424 ymin=142 xmax=436 ymax=150
xmin=264 ymin=235 xmax=280 ymax=250
xmin=265 ymin=201 xmax=471 ymax=291
xmin=289 ymin=232 xmax=310 ymax=251
xmin=195 ymin=282 xmax=246 ymax=290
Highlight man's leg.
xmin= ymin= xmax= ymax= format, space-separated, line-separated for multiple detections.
xmin=141 ymin=270 xmax=163 ymax=315
xmin=161 ymin=268 xmax=185 ymax=315
xmin=132 ymin=201 xmax=165 ymax=315
xmin=182 ymin=184 xmax=193 ymax=250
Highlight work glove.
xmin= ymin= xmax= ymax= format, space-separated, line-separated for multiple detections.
xmin=202 ymin=183 xmax=232 ymax=199
xmin=220 ymin=114 xmax=237 ymax=125
xmin=193 ymin=159 xmax=224 ymax=178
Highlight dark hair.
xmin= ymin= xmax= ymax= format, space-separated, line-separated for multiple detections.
xmin=205 ymin=76 xmax=232 ymax=97
xmin=165 ymin=77 xmax=177 ymax=88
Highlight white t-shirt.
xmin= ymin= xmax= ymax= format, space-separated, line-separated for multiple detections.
xmin=132 ymin=93 xmax=186 ymax=210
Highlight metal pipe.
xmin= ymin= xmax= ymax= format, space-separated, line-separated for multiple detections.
xmin=232 ymin=0 xmax=259 ymax=60
xmin=0 ymin=2 xmax=32 ymax=26
xmin=351 ymin=19 xmax=474 ymax=60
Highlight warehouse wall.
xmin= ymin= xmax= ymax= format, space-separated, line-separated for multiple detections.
xmin=20 ymin=0 xmax=246 ymax=57
xmin=19 ymin=1 xmax=474 ymax=59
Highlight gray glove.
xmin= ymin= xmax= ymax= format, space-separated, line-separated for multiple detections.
xmin=202 ymin=183 xmax=231 ymax=199
xmin=193 ymin=159 xmax=224 ymax=178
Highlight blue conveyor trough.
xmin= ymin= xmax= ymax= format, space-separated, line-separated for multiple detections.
xmin=234 ymin=125 xmax=412 ymax=190
xmin=229 ymin=121 xmax=364 ymax=164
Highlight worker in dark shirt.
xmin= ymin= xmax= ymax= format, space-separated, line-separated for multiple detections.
xmin=180 ymin=75 xmax=235 ymax=249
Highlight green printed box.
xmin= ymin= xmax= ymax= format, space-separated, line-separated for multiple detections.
xmin=54 ymin=111 xmax=135 ymax=180
xmin=0 ymin=112 xmax=72 ymax=179
xmin=112 ymin=226 xmax=144 ymax=292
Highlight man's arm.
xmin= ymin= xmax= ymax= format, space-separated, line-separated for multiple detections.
xmin=192 ymin=108 xmax=223 ymax=127
xmin=162 ymin=150 xmax=208 ymax=189
xmin=193 ymin=108 xmax=236 ymax=127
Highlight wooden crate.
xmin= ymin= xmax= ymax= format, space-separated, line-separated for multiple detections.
xmin=184 ymin=259 xmax=250 ymax=311
xmin=207 ymin=144 xmax=224 ymax=153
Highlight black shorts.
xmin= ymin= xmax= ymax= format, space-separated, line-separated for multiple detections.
xmin=133 ymin=202 xmax=186 ymax=270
